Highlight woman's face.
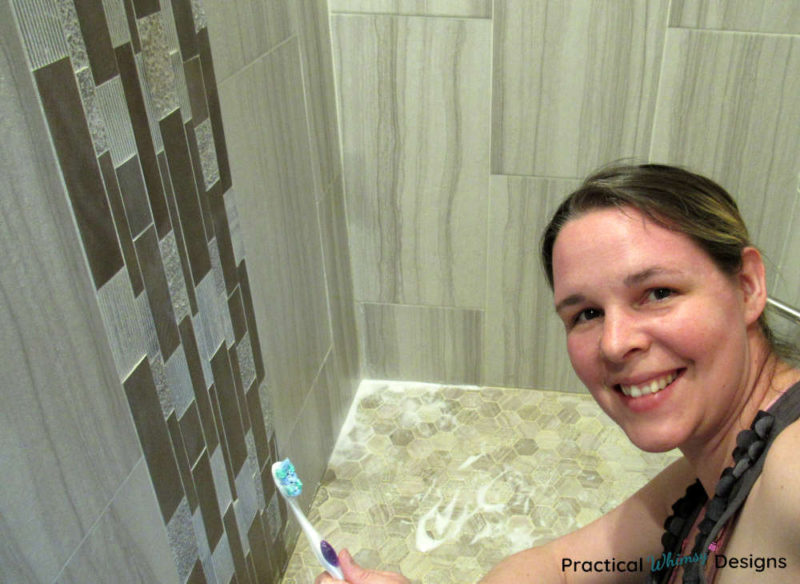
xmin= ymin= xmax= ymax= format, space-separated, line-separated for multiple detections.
xmin=551 ymin=207 xmax=757 ymax=452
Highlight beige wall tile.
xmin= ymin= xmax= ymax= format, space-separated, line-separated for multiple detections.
xmin=319 ymin=174 xmax=361 ymax=428
xmin=219 ymin=38 xmax=332 ymax=446
xmin=771 ymin=188 xmax=800 ymax=309
xmin=205 ymin=0 xmax=294 ymax=83
xmin=650 ymin=29 xmax=800 ymax=301
xmin=56 ymin=461 xmax=181 ymax=584
xmin=1 ymin=12 xmax=141 ymax=578
xmin=492 ymin=0 xmax=669 ymax=178
xmin=329 ymin=0 xmax=491 ymax=17
xmin=358 ymin=303 xmax=483 ymax=384
xmin=295 ymin=0 xmax=343 ymax=196
xmin=670 ymin=0 xmax=800 ymax=34
xmin=484 ymin=176 xmax=586 ymax=393
xmin=333 ymin=14 xmax=491 ymax=307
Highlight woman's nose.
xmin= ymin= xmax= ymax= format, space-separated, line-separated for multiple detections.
xmin=599 ymin=308 xmax=648 ymax=362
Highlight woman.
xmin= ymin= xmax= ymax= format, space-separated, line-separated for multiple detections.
xmin=317 ymin=164 xmax=800 ymax=583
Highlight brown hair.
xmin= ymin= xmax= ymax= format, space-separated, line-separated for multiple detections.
xmin=540 ymin=163 xmax=789 ymax=356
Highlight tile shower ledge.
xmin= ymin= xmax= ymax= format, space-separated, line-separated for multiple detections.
xmin=281 ymin=381 xmax=677 ymax=583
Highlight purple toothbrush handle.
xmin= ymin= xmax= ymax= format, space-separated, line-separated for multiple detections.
xmin=320 ymin=540 xmax=340 ymax=567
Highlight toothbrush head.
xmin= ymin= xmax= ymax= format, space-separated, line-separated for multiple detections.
xmin=272 ymin=458 xmax=303 ymax=498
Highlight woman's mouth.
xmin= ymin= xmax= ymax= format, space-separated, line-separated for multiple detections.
xmin=616 ymin=370 xmax=682 ymax=398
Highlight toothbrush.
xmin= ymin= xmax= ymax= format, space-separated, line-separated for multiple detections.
xmin=271 ymin=458 xmax=344 ymax=580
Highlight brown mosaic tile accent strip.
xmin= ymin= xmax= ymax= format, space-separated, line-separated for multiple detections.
xmin=167 ymin=412 xmax=200 ymax=512
xmin=161 ymin=109 xmax=212 ymax=280
xmin=130 ymin=0 xmax=158 ymax=19
xmin=12 ymin=0 xmax=69 ymax=69
xmin=13 ymin=0 xmax=287 ymax=581
xmin=186 ymin=559 xmax=206 ymax=584
xmin=179 ymin=315 xmax=219 ymax=452
xmin=123 ymin=358 xmax=183 ymax=521
xmin=34 ymin=57 xmax=123 ymax=288
xmin=171 ymin=0 xmax=199 ymax=60
xmin=116 ymin=153 xmax=152 ymax=236
xmin=197 ymin=26 xmax=231 ymax=191
xmin=210 ymin=190 xmax=240 ymax=294
xmin=57 ymin=0 xmax=89 ymax=70
xmin=101 ymin=0 xmax=129 ymax=47
xmin=224 ymin=505 xmax=251 ymax=584
xmin=248 ymin=509 xmax=277 ymax=582
xmin=76 ymin=67 xmax=109 ymax=155
xmin=185 ymin=121 xmax=216 ymax=238
xmin=115 ymin=42 xmax=171 ymax=236
xmin=73 ymin=0 xmax=117 ymax=84
xmin=228 ymin=286 xmax=247 ymax=342
xmin=180 ymin=402 xmax=206 ymax=466
xmin=209 ymin=385 xmax=238 ymax=502
xmin=210 ymin=345 xmax=248 ymax=475
xmin=134 ymin=225 xmax=180 ymax=358
xmin=95 ymin=76 xmax=137 ymax=164
xmin=237 ymin=261 xmax=266 ymax=385
xmin=99 ymin=151 xmax=144 ymax=294
xmin=192 ymin=450 xmax=224 ymax=550
xmin=183 ymin=55 xmax=208 ymax=122
xmin=138 ymin=12 xmax=179 ymax=118
xmin=119 ymin=0 xmax=141 ymax=52
xmin=159 ymin=151 xmax=199 ymax=312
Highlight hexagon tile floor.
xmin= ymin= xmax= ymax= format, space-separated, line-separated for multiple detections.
xmin=281 ymin=380 xmax=678 ymax=583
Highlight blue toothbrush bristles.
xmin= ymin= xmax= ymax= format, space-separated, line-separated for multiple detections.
xmin=275 ymin=459 xmax=303 ymax=497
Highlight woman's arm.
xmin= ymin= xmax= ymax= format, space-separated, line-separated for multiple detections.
xmin=479 ymin=456 xmax=695 ymax=584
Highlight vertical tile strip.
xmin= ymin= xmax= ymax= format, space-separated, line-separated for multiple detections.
xmin=12 ymin=0 xmax=69 ymax=69
xmin=183 ymin=55 xmax=209 ymax=123
xmin=158 ymin=151 xmax=199 ymax=313
xmin=178 ymin=316 xmax=219 ymax=453
xmin=191 ymin=451 xmax=224 ymax=549
xmin=223 ymin=505 xmax=252 ymax=584
xmin=34 ymin=57 xmax=123 ymax=288
xmin=95 ymin=76 xmax=137 ymax=165
xmin=116 ymin=154 xmax=153 ymax=236
xmin=171 ymin=0 xmax=199 ymax=60
xmin=197 ymin=27 xmax=230 ymax=191
xmin=123 ymin=358 xmax=183 ymax=521
xmin=210 ymin=345 xmax=248 ymax=475
xmin=73 ymin=0 xmax=117 ymax=84
xmin=99 ymin=152 xmax=144 ymax=294
xmin=115 ymin=43 xmax=171 ymax=237
xmin=134 ymin=225 xmax=180 ymax=358
xmin=131 ymin=0 xmax=159 ymax=19
xmin=160 ymin=109 xmax=211 ymax=281
xmin=101 ymin=0 xmax=130 ymax=47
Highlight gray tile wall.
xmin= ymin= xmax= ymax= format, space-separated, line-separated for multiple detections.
xmin=2 ymin=0 xmax=357 ymax=582
xmin=331 ymin=0 xmax=800 ymax=391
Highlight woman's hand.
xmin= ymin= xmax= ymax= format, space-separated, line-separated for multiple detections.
xmin=314 ymin=549 xmax=410 ymax=584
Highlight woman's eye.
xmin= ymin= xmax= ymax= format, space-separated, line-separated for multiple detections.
xmin=573 ymin=307 xmax=603 ymax=325
xmin=647 ymin=288 xmax=674 ymax=302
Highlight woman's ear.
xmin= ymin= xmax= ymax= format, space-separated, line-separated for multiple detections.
xmin=739 ymin=246 xmax=768 ymax=325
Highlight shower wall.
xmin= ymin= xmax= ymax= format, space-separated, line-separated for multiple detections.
xmin=2 ymin=0 xmax=356 ymax=583
xmin=331 ymin=0 xmax=800 ymax=392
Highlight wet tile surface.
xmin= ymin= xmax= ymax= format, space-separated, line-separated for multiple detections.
xmin=282 ymin=381 xmax=678 ymax=583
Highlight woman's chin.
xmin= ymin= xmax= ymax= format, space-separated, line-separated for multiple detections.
xmin=622 ymin=427 xmax=684 ymax=453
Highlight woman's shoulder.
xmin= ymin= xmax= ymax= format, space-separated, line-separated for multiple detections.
xmin=746 ymin=417 xmax=800 ymax=553
xmin=760 ymin=416 xmax=800 ymax=492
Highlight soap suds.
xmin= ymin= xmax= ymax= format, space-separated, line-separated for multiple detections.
xmin=414 ymin=465 xmax=538 ymax=554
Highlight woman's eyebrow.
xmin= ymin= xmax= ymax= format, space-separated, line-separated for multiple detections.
xmin=622 ymin=266 xmax=680 ymax=287
xmin=555 ymin=294 xmax=585 ymax=314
